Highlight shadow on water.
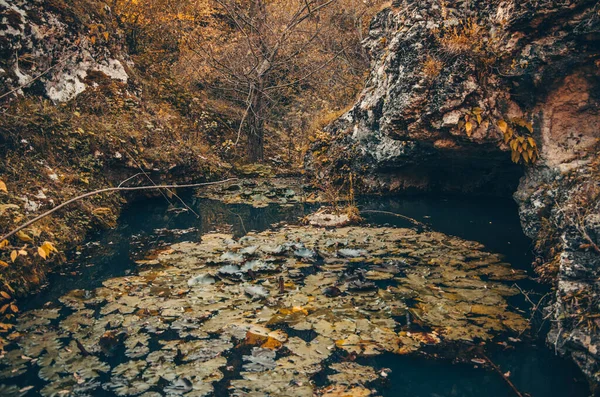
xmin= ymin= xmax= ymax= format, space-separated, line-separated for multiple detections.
xmin=360 ymin=343 xmax=589 ymax=397
xmin=357 ymin=195 xmax=533 ymax=269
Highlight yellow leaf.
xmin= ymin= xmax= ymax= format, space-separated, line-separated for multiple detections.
xmin=18 ymin=250 xmax=27 ymax=257
xmin=0 ymin=261 xmax=8 ymax=268
xmin=513 ymin=117 xmax=533 ymax=133
xmin=16 ymin=231 xmax=33 ymax=243
xmin=465 ymin=121 xmax=473 ymax=136
xmin=0 ymin=240 xmax=8 ymax=249
xmin=511 ymin=151 xmax=520 ymax=163
xmin=38 ymin=247 xmax=47 ymax=260
xmin=476 ymin=114 xmax=482 ymax=124
xmin=497 ymin=120 xmax=508 ymax=133
xmin=102 ymin=31 xmax=109 ymax=41
xmin=528 ymin=137 xmax=535 ymax=147
xmin=42 ymin=241 xmax=57 ymax=253
xmin=90 ymin=35 xmax=96 ymax=45
xmin=10 ymin=251 xmax=17 ymax=263
xmin=0 ymin=304 xmax=9 ymax=314
xmin=0 ymin=180 xmax=6 ymax=193
xmin=503 ymin=132 xmax=510 ymax=144
xmin=0 ymin=292 xmax=10 ymax=300
xmin=9 ymin=304 xmax=18 ymax=313
xmin=524 ymin=122 xmax=533 ymax=133
xmin=522 ymin=150 xmax=530 ymax=163
xmin=472 ymin=107 xmax=483 ymax=115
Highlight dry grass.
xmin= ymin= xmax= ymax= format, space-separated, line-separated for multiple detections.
xmin=438 ymin=19 xmax=485 ymax=55
xmin=422 ymin=55 xmax=444 ymax=79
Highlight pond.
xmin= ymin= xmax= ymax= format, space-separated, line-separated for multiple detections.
xmin=0 ymin=192 xmax=590 ymax=397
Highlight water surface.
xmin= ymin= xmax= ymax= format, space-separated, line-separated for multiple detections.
xmin=9 ymin=193 xmax=590 ymax=396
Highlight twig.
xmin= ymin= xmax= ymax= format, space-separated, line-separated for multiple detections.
xmin=0 ymin=178 xmax=237 ymax=242
xmin=512 ymin=283 xmax=551 ymax=337
xmin=227 ymin=208 xmax=247 ymax=234
xmin=359 ymin=210 xmax=429 ymax=229
xmin=118 ymin=173 xmax=145 ymax=187
xmin=234 ymin=86 xmax=254 ymax=146
xmin=74 ymin=338 xmax=91 ymax=357
xmin=480 ymin=352 xmax=524 ymax=397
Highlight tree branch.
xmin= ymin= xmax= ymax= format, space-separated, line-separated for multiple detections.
xmin=0 ymin=178 xmax=237 ymax=243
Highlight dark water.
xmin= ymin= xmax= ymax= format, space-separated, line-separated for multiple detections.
xmin=18 ymin=193 xmax=590 ymax=396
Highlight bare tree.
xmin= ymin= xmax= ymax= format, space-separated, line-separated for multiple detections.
xmin=185 ymin=0 xmax=360 ymax=162
xmin=112 ymin=0 xmax=380 ymax=162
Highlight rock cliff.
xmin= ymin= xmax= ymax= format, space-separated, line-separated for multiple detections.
xmin=309 ymin=0 xmax=600 ymax=387
xmin=1 ymin=0 xmax=130 ymax=102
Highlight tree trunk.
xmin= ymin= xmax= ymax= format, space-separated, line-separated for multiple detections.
xmin=247 ymin=82 xmax=265 ymax=162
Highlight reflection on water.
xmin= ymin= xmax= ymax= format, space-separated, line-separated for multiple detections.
xmin=23 ymin=197 xmax=309 ymax=310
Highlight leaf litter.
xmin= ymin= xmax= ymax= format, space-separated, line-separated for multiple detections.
xmin=0 ymin=225 xmax=529 ymax=396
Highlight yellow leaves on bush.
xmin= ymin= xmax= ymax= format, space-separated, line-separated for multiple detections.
xmin=0 ymin=322 xmax=14 ymax=333
xmin=0 ymin=261 xmax=8 ymax=268
xmin=0 ymin=240 xmax=8 ymax=249
xmin=0 ymin=180 xmax=7 ymax=193
xmin=497 ymin=118 xmax=538 ymax=164
xmin=88 ymin=23 xmax=109 ymax=46
xmin=0 ymin=302 xmax=18 ymax=314
xmin=10 ymin=251 xmax=18 ymax=263
xmin=0 ymin=291 xmax=10 ymax=300
xmin=37 ymin=241 xmax=58 ymax=260
xmin=458 ymin=107 xmax=487 ymax=137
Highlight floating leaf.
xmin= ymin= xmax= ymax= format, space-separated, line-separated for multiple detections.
xmin=243 ymin=347 xmax=276 ymax=372
xmin=244 ymin=284 xmax=270 ymax=299
xmin=187 ymin=274 xmax=215 ymax=287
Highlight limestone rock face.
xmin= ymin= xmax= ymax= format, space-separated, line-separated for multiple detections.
xmin=0 ymin=0 xmax=130 ymax=102
xmin=309 ymin=0 xmax=600 ymax=385
xmin=308 ymin=0 xmax=599 ymax=194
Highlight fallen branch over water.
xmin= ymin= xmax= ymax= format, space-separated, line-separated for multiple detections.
xmin=0 ymin=178 xmax=238 ymax=242
xmin=360 ymin=209 xmax=429 ymax=229
xmin=481 ymin=352 xmax=524 ymax=397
